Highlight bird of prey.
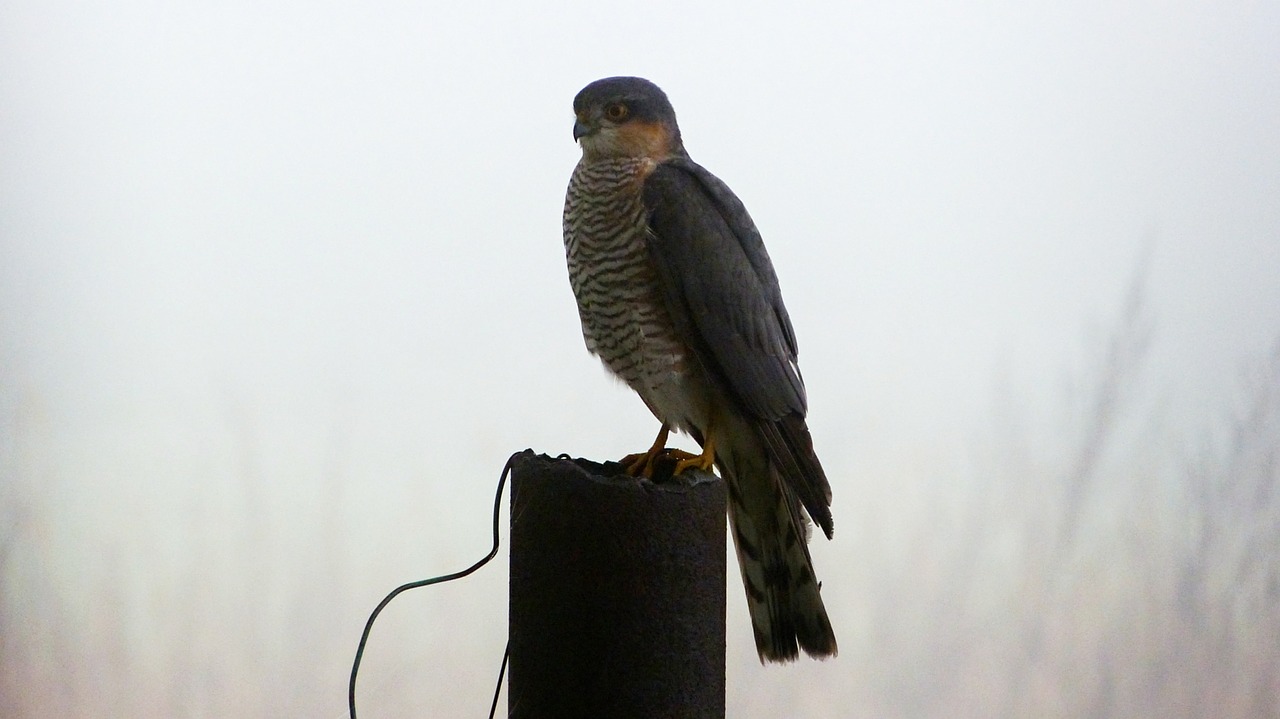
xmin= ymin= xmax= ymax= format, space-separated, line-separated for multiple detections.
xmin=562 ymin=76 xmax=837 ymax=662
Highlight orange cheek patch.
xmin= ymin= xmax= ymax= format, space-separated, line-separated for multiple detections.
xmin=617 ymin=121 xmax=673 ymax=159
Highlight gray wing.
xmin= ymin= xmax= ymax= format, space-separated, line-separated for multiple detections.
xmin=643 ymin=158 xmax=834 ymax=537
xmin=641 ymin=158 xmax=805 ymax=421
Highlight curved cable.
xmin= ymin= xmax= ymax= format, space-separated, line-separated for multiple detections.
xmin=348 ymin=452 xmax=518 ymax=718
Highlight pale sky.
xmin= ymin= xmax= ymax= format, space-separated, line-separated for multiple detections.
xmin=2 ymin=0 xmax=1278 ymax=716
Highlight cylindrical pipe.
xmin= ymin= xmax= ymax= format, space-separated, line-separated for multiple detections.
xmin=508 ymin=451 xmax=726 ymax=719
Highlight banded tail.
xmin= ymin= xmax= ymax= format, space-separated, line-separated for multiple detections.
xmin=715 ymin=413 xmax=836 ymax=662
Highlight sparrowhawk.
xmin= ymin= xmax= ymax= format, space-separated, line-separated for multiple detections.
xmin=563 ymin=76 xmax=837 ymax=662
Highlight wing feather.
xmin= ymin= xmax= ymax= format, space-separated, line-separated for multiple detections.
xmin=643 ymin=159 xmax=834 ymax=538
xmin=641 ymin=159 xmax=804 ymax=421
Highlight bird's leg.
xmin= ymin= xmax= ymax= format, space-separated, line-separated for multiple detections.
xmin=621 ymin=424 xmax=670 ymax=478
xmin=673 ymin=430 xmax=716 ymax=475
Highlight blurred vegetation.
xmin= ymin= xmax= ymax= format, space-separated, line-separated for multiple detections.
xmin=2 ymin=289 xmax=1277 ymax=718
xmin=829 ymin=284 xmax=1280 ymax=717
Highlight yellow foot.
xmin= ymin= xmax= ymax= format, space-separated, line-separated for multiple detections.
xmin=673 ymin=433 xmax=716 ymax=475
xmin=621 ymin=425 xmax=670 ymax=478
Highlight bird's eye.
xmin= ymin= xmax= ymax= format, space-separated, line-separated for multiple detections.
xmin=605 ymin=103 xmax=629 ymax=121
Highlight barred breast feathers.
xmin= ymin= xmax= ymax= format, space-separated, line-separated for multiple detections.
xmin=564 ymin=158 xmax=684 ymax=391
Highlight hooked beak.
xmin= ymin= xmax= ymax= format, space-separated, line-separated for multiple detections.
xmin=572 ymin=119 xmax=594 ymax=141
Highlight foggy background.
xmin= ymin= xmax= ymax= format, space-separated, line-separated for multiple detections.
xmin=2 ymin=0 xmax=1278 ymax=717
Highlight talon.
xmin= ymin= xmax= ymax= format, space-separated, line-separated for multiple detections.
xmin=620 ymin=452 xmax=648 ymax=476
xmin=622 ymin=425 xmax=670 ymax=478
xmin=673 ymin=433 xmax=716 ymax=475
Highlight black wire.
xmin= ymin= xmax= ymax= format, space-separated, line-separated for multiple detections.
xmin=487 ymin=643 xmax=510 ymax=719
xmin=348 ymin=452 xmax=518 ymax=719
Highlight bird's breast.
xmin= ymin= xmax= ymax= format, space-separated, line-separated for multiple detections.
xmin=563 ymin=158 xmax=701 ymax=427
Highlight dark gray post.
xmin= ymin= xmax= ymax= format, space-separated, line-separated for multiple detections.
xmin=508 ymin=451 xmax=727 ymax=719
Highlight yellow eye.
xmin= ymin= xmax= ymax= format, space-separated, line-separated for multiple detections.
xmin=605 ymin=103 xmax=628 ymax=121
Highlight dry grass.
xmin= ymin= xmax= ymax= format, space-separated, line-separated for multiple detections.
xmin=2 ymin=287 xmax=1277 ymax=717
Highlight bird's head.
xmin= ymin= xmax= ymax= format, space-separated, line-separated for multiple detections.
xmin=571 ymin=76 xmax=684 ymax=161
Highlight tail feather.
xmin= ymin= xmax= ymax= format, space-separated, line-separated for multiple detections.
xmin=757 ymin=413 xmax=833 ymax=539
xmin=718 ymin=415 xmax=836 ymax=662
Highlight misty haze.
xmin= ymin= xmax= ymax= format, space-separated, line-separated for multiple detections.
xmin=2 ymin=1 xmax=1278 ymax=717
